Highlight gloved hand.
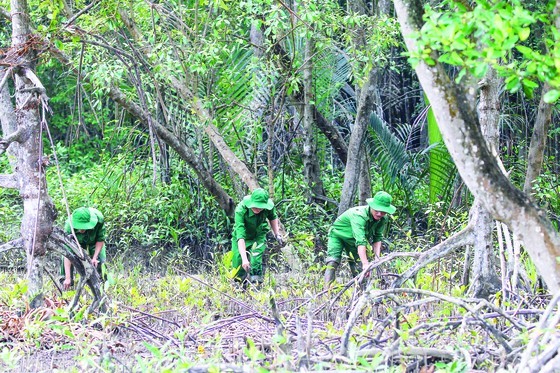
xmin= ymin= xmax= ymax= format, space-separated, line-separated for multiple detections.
xmin=276 ymin=235 xmax=285 ymax=246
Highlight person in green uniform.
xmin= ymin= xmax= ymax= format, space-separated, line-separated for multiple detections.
xmin=231 ymin=188 xmax=284 ymax=285
xmin=62 ymin=207 xmax=106 ymax=290
xmin=324 ymin=191 xmax=396 ymax=289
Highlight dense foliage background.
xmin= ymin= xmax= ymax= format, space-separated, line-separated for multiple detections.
xmin=0 ymin=0 xmax=559 ymax=371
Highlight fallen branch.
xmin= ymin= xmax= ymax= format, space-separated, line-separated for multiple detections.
xmin=340 ymin=288 xmax=516 ymax=356
xmin=391 ymin=224 xmax=474 ymax=288
xmin=517 ymin=290 xmax=560 ymax=372
xmin=314 ymin=252 xmax=421 ymax=316
xmin=175 ymin=268 xmax=273 ymax=324
xmin=357 ymin=345 xmax=456 ymax=360
xmin=47 ymin=227 xmax=105 ymax=313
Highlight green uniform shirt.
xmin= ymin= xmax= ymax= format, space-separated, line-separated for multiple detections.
xmin=232 ymin=196 xmax=278 ymax=241
xmin=64 ymin=208 xmax=106 ymax=260
xmin=329 ymin=205 xmax=388 ymax=247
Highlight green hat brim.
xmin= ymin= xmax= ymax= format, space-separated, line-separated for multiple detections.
xmin=246 ymin=199 xmax=274 ymax=210
xmin=367 ymin=198 xmax=396 ymax=214
xmin=69 ymin=208 xmax=98 ymax=230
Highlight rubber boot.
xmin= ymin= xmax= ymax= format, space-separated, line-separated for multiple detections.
xmin=323 ymin=261 xmax=339 ymax=290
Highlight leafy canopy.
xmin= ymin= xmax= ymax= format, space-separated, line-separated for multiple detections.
xmin=407 ymin=0 xmax=560 ymax=102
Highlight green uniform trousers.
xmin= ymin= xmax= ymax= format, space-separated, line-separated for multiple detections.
xmin=326 ymin=234 xmax=361 ymax=265
xmin=231 ymin=236 xmax=266 ymax=281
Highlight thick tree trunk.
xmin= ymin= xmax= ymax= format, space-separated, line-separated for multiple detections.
xmin=394 ymin=0 xmax=560 ymax=292
xmin=338 ymin=69 xmax=377 ymax=215
xmin=358 ymin=156 xmax=372 ymax=205
xmin=8 ymin=0 xmax=57 ymax=308
xmin=302 ymin=37 xmax=326 ymax=202
xmin=468 ymin=201 xmax=500 ymax=298
xmin=468 ymin=67 xmax=502 ymax=298
xmin=523 ymin=83 xmax=553 ymax=197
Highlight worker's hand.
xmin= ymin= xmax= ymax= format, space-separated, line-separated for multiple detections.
xmin=242 ymin=259 xmax=251 ymax=272
xmin=362 ymin=262 xmax=371 ymax=278
xmin=63 ymin=277 xmax=72 ymax=290
xmin=91 ymin=258 xmax=99 ymax=268
xmin=276 ymin=235 xmax=285 ymax=247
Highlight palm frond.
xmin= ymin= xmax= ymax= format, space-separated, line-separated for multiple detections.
xmin=367 ymin=114 xmax=411 ymax=185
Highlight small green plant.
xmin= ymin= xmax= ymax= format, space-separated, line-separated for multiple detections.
xmin=434 ymin=360 xmax=468 ymax=373
xmin=0 ymin=347 xmax=22 ymax=370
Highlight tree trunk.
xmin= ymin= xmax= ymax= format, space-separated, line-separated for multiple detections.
xmin=6 ymin=0 xmax=56 ymax=308
xmin=358 ymin=156 xmax=372 ymax=205
xmin=108 ymin=85 xmax=236 ymax=216
xmin=338 ymin=69 xmax=377 ymax=215
xmin=302 ymin=37 xmax=326 ymax=202
xmin=468 ymin=200 xmax=500 ymax=298
xmin=1 ymin=9 xmax=103 ymax=311
xmin=338 ymin=0 xmax=387 ymax=215
xmin=266 ymin=33 xmax=349 ymax=164
xmin=523 ymin=83 xmax=553 ymax=198
xmin=394 ymin=0 xmax=560 ymax=292
xmin=376 ymin=0 xmax=392 ymax=15
xmin=468 ymin=66 xmax=502 ymax=298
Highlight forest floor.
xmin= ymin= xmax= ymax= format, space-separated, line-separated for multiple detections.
xmin=0 ymin=252 xmax=557 ymax=372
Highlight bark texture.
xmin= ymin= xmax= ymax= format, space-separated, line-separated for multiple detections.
xmin=394 ymin=0 xmax=560 ymax=292
xmin=468 ymin=67 xmax=502 ymax=298
xmin=5 ymin=0 xmax=56 ymax=308
xmin=1 ymin=3 xmax=105 ymax=310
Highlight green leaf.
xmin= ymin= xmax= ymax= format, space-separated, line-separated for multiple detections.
xmin=515 ymin=45 xmax=533 ymax=57
xmin=522 ymin=79 xmax=538 ymax=89
xmin=455 ymin=68 xmax=467 ymax=83
xmin=543 ymin=89 xmax=560 ymax=103
xmin=473 ymin=63 xmax=488 ymax=77
xmin=519 ymin=27 xmax=530 ymax=41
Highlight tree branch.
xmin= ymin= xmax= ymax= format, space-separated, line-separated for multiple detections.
xmin=63 ymin=0 xmax=99 ymax=28
xmin=48 ymin=227 xmax=106 ymax=313
xmin=391 ymin=223 xmax=474 ymax=288
xmin=0 ymin=238 xmax=24 ymax=254
xmin=0 ymin=67 xmax=12 ymax=92
xmin=340 ymin=287 xmax=514 ymax=356
xmin=0 ymin=126 xmax=31 ymax=154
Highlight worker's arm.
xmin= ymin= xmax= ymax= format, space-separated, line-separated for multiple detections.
xmin=63 ymin=258 xmax=72 ymax=290
xmin=91 ymin=241 xmax=104 ymax=267
xmin=237 ymin=238 xmax=250 ymax=271
xmin=357 ymin=245 xmax=369 ymax=271
xmin=372 ymin=241 xmax=382 ymax=260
